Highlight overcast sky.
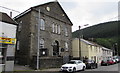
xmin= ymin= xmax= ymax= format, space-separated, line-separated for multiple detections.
xmin=0 ymin=0 xmax=119 ymax=32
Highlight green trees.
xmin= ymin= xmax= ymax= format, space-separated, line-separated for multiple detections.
xmin=72 ymin=21 xmax=119 ymax=55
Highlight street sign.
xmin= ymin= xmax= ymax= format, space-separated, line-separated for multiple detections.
xmin=0 ymin=37 xmax=16 ymax=44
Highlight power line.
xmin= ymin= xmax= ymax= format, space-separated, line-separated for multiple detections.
xmin=0 ymin=6 xmax=20 ymax=13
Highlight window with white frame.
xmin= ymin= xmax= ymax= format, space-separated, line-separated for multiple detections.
xmin=0 ymin=52 xmax=2 ymax=64
xmin=65 ymin=27 xmax=68 ymax=36
xmin=40 ymin=19 xmax=45 ymax=30
xmin=52 ymin=23 xmax=61 ymax=34
xmin=58 ymin=25 xmax=61 ymax=34
xmin=18 ymin=21 xmax=22 ymax=31
xmin=55 ymin=24 xmax=57 ymax=33
xmin=40 ymin=39 xmax=45 ymax=48
xmin=52 ymin=23 xmax=55 ymax=33
xmin=65 ymin=42 xmax=68 ymax=51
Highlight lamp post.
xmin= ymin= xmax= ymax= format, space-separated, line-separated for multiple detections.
xmin=79 ymin=26 xmax=81 ymax=60
xmin=115 ymin=43 xmax=118 ymax=56
xmin=36 ymin=9 xmax=41 ymax=70
xmin=78 ymin=24 xmax=89 ymax=60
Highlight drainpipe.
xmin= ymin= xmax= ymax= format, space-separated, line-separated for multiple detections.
xmin=10 ymin=11 xmax=12 ymax=18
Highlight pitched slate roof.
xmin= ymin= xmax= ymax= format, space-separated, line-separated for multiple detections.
xmin=0 ymin=12 xmax=17 ymax=25
xmin=14 ymin=1 xmax=73 ymax=25
xmin=80 ymin=38 xmax=112 ymax=51
xmin=81 ymin=39 xmax=95 ymax=46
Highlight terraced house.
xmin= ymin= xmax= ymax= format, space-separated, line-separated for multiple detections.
xmin=72 ymin=38 xmax=113 ymax=65
xmin=14 ymin=1 xmax=73 ymax=69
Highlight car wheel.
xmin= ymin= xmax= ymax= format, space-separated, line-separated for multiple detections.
xmin=96 ymin=64 xmax=98 ymax=68
xmin=82 ymin=66 xmax=85 ymax=71
xmin=106 ymin=63 xmax=109 ymax=66
xmin=73 ymin=67 xmax=76 ymax=72
xmin=90 ymin=65 xmax=93 ymax=69
xmin=92 ymin=65 xmax=95 ymax=69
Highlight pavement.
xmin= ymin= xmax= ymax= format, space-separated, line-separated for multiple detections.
xmin=40 ymin=68 xmax=60 ymax=71
xmin=14 ymin=64 xmax=60 ymax=71
xmin=5 ymin=63 xmax=119 ymax=73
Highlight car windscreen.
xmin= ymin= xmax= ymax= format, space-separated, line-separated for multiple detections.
xmin=67 ymin=61 xmax=76 ymax=64
xmin=102 ymin=59 xmax=107 ymax=62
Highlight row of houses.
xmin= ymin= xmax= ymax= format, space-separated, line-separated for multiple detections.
xmin=72 ymin=38 xmax=113 ymax=65
xmin=0 ymin=1 xmax=113 ymax=72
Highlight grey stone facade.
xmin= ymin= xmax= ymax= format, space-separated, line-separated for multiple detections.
xmin=14 ymin=1 xmax=73 ymax=69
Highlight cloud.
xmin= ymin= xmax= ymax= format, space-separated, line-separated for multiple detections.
xmin=60 ymin=1 xmax=118 ymax=31
xmin=0 ymin=0 xmax=118 ymax=32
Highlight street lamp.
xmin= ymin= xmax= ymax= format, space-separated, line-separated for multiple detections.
xmin=115 ymin=43 xmax=118 ymax=56
xmin=112 ymin=43 xmax=118 ymax=56
xmin=36 ymin=9 xmax=41 ymax=70
xmin=78 ymin=24 xmax=89 ymax=60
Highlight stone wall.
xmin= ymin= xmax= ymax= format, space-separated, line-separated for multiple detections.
xmin=31 ymin=56 xmax=63 ymax=69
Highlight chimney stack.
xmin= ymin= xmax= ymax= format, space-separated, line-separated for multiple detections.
xmin=10 ymin=11 xmax=12 ymax=18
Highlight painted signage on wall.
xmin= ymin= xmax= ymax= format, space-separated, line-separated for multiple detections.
xmin=0 ymin=37 xmax=16 ymax=44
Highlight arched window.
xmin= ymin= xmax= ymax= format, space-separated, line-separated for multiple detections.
xmin=18 ymin=21 xmax=22 ymax=31
xmin=52 ymin=23 xmax=55 ymax=33
xmin=40 ymin=19 xmax=45 ymax=30
xmin=58 ymin=25 xmax=60 ymax=34
xmin=65 ymin=27 xmax=68 ymax=36
xmin=65 ymin=42 xmax=68 ymax=51
xmin=55 ymin=24 xmax=57 ymax=33
xmin=40 ymin=39 xmax=44 ymax=48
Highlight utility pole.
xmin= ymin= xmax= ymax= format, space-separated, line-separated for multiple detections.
xmin=78 ymin=24 xmax=89 ymax=60
xmin=36 ymin=9 xmax=40 ymax=70
xmin=79 ymin=26 xmax=81 ymax=60
xmin=115 ymin=43 xmax=118 ymax=56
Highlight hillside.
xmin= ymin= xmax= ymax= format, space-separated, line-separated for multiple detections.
xmin=72 ymin=21 xmax=119 ymax=38
xmin=72 ymin=21 xmax=120 ymax=55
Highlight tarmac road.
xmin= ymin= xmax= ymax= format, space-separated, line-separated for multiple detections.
xmin=4 ymin=63 xmax=120 ymax=73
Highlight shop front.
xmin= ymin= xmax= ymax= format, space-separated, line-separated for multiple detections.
xmin=0 ymin=12 xmax=17 ymax=72
xmin=0 ymin=37 xmax=16 ymax=72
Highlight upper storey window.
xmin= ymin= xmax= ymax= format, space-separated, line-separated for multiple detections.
xmin=65 ymin=27 xmax=68 ymax=36
xmin=40 ymin=19 xmax=45 ymax=30
xmin=52 ymin=23 xmax=61 ymax=34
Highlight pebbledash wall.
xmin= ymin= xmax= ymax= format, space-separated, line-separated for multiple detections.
xmin=0 ymin=12 xmax=17 ymax=72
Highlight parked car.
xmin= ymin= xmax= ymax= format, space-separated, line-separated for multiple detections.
xmin=108 ymin=59 xmax=114 ymax=65
xmin=112 ymin=58 xmax=117 ymax=64
xmin=113 ymin=56 xmax=119 ymax=63
xmin=60 ymin=60 xmax=86 ymax=72
xmin=83 ymin=59 xmax=97 ymax=69
xmin=118 ymin=56 xmax=120 ymax=63
xmin=101 ymin=59 xmax=110 ymax=66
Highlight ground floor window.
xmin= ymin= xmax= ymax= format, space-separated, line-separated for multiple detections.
xmin=0 ymin=51 xmax=2 ymax=64
xmin=0 ymin=46 xmax=7 ymax=64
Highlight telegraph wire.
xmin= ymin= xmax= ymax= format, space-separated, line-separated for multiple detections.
xmin=0 ymin=6 xmax=20 ymax=13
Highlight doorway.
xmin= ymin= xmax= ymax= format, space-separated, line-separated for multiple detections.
xmin=53 ymin=40 xmax=59 ymax=56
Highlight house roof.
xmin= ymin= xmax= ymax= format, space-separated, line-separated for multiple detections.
xmin=102 ymin=47 xmax=112 ymax=51
xmin=13 ymin=1 xmax=73 ymax=25
xmin=80 ymin=38 xmax=112 ymax=51
xmin=0 ymin=12 xmax=17 ymax=25
xmin=81 ymin=39 xmax=95 ymax=46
